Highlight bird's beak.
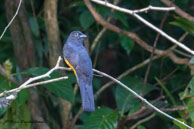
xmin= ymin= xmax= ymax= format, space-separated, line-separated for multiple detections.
xmin=80 ymin=34 xmax=87 ymax=38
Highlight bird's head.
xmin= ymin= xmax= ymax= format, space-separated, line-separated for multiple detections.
xmin=67 ymin=31 xmax=87 ymax=42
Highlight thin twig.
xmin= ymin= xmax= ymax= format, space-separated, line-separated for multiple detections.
xmin=91 ymin=25 xmax=107 ymax=53
xmin=130 ymin=113 xmax=156 ymax=129
xmin=154 ymin=67 xmax=178 ymax=86
xmin=90 ymin=0 xmax=194 ymax=55
xmin=0 ymin=0 xmax=23 ymax=40
xmin=71 ymin=108 xmax=83 ymax=128
xmin=142 ymin=2 xmax=172 ymax=98
xmin=132 ymin=5 xmax=175 ymax=13
xmin=160 ymin=106 xmax=187 ymax=112
xmin=155 ymin=77 xmax=176 ymax=105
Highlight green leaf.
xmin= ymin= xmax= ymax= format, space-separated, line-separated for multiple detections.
xmin=84 ymin=107 xmax=119 ymax=129
xmin=120 ymin=36 xmax=133 ymax=55
xmin=187 ymin=76 xmax=194 ymax=96
xmin=0 ymin=106 xmax=7 ymax=116
xmin=79 ymin=10 xmax=95 ymax=30
xmin=114 ymin=11 xmax=129 ymax=28
xmin=0 ymin=101 xmax=31 ymax=129
xmin=173 ymin=118 xmax=187 ymax=129
xmin=188 ymin=99 xmax=194 ymax=121
xmin=22 ymin=67 xmax=75 ymax=102
xmin=137 ymin=125 xmax=147 ymax=129
xmin=115 ymin=76 xmax=158 ymax=113
xmin=179 ymin=88 xmax=190 ymax=100
xmin=128 ymin=102 xmax=141 ymax=115
xmin=170 ymin=17 xmax=194 ymax=36
xmin=43 ymin=73 xmax=76 ymax=103
xmin=16 ymin=89 xmax=29 ymax=105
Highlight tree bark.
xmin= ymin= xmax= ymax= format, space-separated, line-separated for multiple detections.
xmin=44 ymin=0 xmax=62 ymax=67
xmin=5 ymin=0 xmax=36 ymax=71
xmin=44 ymin=0 xmax=72 ymax=129
xmin=5 ymin=1 xmax=50 ymax=129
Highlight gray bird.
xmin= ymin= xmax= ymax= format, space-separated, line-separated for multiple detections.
xmin=63 ymin=31 xmax=95 ymax=112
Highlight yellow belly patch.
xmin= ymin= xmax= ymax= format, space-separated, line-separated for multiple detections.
xmin=65 ymin=59 xmax=77 ymax=75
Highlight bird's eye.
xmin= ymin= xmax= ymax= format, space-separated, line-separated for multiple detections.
xmin=74 ymin=33 xmax=79 ymax=37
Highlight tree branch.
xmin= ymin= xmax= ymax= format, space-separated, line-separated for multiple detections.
xmin=132 ymin=5 xmax=175 ymax=13
xmin=89 ymin=0 xmax=194 ymax=55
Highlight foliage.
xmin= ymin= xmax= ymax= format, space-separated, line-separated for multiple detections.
xmin=0 ymin=0 xmax=194 ymax=129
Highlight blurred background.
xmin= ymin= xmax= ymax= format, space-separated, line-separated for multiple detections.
xmin=0 ymin=0 xmax=194 ymax=129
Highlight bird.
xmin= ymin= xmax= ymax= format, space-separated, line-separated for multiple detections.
xmin=63 ymin=31 xmax=95 ymax=112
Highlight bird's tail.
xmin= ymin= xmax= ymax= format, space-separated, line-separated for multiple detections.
xmin=78 ymin=79 xmax=95 ymax=112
